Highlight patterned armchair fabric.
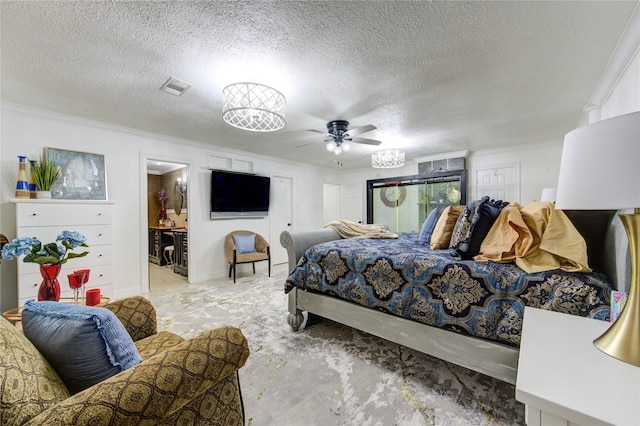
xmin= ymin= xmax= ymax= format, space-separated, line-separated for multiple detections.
xmin=0 ymin=296 xmax=250 ymax=426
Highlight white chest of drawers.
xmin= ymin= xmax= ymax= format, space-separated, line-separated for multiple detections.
xmin=12 ymin=199 xmax=114 ymax=305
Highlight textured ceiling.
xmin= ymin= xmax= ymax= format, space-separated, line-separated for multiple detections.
xmin=1 ymin=1 xmax=637 ymax=169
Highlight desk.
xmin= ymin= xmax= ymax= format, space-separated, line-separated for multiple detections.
xmin=148 ymin=226 xmax=184 ymax=266
xmin=172 ymin=229 xmax=188 ymax=277
xmin=516 ymin=308 xmax=640 ymax=426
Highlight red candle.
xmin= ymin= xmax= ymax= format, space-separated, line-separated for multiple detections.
xmin=86 ymin=288 xmax=101 ymax=306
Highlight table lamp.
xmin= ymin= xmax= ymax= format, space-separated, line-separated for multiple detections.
xmin=540 ymin=188 xmax=557 ymax=203
xmin=555 ymin=111 xmax=640 ymax=366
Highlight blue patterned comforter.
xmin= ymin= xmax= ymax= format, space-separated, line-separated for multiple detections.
xmin=284 ymin=233 xmax=613 ymax=347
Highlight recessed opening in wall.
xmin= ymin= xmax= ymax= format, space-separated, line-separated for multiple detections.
xmin=146 ymin=160 xmax=189 ymax=288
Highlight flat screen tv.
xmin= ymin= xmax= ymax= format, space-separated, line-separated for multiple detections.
xmin=210 ymin=170 xmax=270 ymax=218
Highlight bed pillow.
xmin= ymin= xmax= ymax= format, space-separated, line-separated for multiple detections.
xmin=233 ymin=234 xmax=256 ymax=254
xmin=430 ymin=205 xmax=465 ymax=250
xmin=449 ymin=197 xmax=490 ymax=254
xmin=458 ymin=197 xmax=509 ymax=260
xmin=21 ymin=300 xmax=142 ymax=395
xmin=418 ymin=207 xmax=443 ymax=245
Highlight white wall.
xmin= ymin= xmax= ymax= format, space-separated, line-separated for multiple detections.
xmin=601 ymin=48 xmax=640 ymax=118
xmin=338 ymin=140 xmax=564 ymax=222
xmin=468 ymin=142 xmax=563 ymax=204
xmin=596 ymin=15 xmax=640 ymax=293
xmin=0 ymin=103 xmax=334 ymax=307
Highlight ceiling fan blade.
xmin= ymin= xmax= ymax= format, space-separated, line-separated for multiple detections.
xmin=296 ymin=141 xmax=318 ymax=148
xmin=352 ymin=136 xmax=382 ymax=146
xmin=307 ymin=129 xmax=328 ymax=134
xmin=347 ymin=124 xmax=376 ymax=136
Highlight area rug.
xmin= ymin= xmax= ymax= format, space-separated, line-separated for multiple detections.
xmin=149 ymin=268 xmax=525 ymax=426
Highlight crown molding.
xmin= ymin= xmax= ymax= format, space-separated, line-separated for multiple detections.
xmin=585 ymin=2 xmax=640 ymax=113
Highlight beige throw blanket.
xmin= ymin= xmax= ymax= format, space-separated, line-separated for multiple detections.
xmin=475 ymin=201 xmax=590 ymax=273
xmin=324 ymin=220 xmax=398 ymax=239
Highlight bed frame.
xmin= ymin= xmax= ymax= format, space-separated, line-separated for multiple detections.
xmin=280 ymin=228 xmax=520 ymax=383
xmin=280 ymin=212 xmax=623 ymax=385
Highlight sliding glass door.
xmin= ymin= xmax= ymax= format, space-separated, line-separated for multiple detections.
xmin=367 ymin=171 xmax=467 ymax=233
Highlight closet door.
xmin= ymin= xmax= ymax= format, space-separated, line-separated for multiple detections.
xmin=269 ymin=175 xmax=293 ymax=265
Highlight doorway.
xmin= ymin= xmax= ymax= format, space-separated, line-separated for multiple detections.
xmin=144 ymin=157 xmax=190 ymax=291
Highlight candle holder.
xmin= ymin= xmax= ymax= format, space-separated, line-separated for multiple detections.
xmin=67 ymin=271 xmax=86 ymax=304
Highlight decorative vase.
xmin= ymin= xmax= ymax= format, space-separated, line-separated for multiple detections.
xmin=36 ymin=191 xmax=52 ymax=199
xmin=28 ymin=160 xmax=38 ymax=199
xmin=15 ymin=156 xmax=30 ymax=199
xmin=160 ymin=206 xmax=167 ymax=220
xmin=38 ymin=264 xmax=62 ymax=302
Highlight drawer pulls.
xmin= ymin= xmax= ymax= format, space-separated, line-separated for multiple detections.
xmin=29 ymin=212 xmax=105 ymax=218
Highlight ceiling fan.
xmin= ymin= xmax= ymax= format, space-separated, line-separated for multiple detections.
xmin=307 ymin=120 xmax=382 ymax=155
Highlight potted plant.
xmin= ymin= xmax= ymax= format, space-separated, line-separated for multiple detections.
xmin=2 ymin=230 xmax=89 ymax=301
xmin=29 ymin=155 xmax=60 ymax=199
xmin=158 ymin=188 xmax=168 ymax=224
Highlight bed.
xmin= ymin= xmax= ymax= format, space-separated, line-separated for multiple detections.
xmin=280 ymin=207 xmax=618 ymax=384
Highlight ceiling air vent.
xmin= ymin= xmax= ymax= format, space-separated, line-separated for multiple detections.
xmin=159 ymin=77 xmax=192 ymax=96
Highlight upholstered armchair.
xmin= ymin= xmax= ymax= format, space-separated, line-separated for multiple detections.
xmin=225 ymin=230 xmax=270 ymax=283
xmin=0 ymin=296 xmax=250 ymax=425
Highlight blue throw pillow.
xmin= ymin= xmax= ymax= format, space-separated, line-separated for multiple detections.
xmin=233 ymin=234 xmax=257 ymax=254
xmin=22 ymin=300 xmax=142 ymax=395
xmin=450 ymin=197 xmax=490 ymax=253
xmin=418 ymin=207 xmax=443 ymax=245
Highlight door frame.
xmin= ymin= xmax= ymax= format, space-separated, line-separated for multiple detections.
xmin=139 ymin=152 xmax=192 ymax=294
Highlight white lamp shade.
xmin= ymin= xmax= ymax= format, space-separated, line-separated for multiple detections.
xmin=540 ymin=188 xmax=557 ymax=203
xmin=555 ymin=111 xmax=640 ymax=210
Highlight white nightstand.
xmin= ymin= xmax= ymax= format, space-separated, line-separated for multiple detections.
xmin=516 ymin=307 xmax=640 ymax=426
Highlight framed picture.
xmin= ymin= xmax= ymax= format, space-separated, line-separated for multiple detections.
xmin=46 ymin=148 xmax=107 ymax=200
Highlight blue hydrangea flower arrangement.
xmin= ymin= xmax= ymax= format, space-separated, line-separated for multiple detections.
xmin=2 ymin=230 xmax=89 ymax=266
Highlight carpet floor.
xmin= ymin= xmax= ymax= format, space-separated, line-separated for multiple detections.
xmin=148 ymin=265 xmax=525 ymax=426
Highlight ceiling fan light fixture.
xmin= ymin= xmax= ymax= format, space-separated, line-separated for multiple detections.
xmin=372 ymin=149 xmax=405 ymax=168
xmin=342 ymin=141 xmax=352 ymax=152
xmin=222 ymin=83 xmax=285 ymax=132
xmin=326 ymin=140 xmax=337 ymax=152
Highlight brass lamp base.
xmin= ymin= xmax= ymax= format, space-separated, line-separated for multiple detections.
xmin=593 ymin=212 xmax=640 ymax=367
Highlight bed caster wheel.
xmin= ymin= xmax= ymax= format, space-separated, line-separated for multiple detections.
xmin=287 ymin=312 xmax=304 ymax=331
